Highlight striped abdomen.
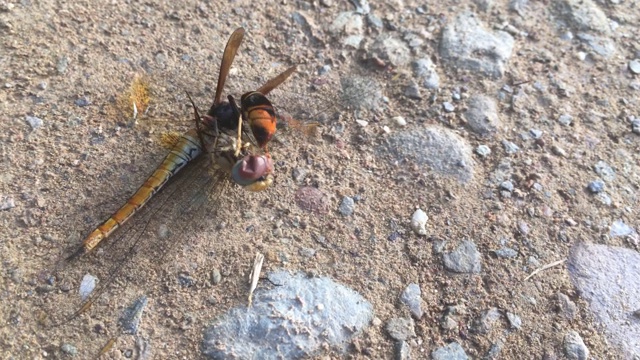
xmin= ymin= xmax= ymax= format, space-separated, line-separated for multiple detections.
xmin=240 ymin=91 xmax=277 ymax=149
xmin=80 ymin=129 xmax=203 ymax=254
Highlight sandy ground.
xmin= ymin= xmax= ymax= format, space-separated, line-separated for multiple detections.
xmin=1 ymin=0 xmax=639 ymax=359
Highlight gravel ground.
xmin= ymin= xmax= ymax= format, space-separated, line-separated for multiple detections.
xmin=1 ymin=0 xmax=639 ymax=359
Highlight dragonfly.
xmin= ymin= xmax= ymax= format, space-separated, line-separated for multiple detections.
xmin=45 ymin=27 xmax=298 ymax=355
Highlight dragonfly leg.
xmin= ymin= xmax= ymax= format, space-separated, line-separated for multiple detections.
xmin=185 ymin=91 xmax=207 ymax=149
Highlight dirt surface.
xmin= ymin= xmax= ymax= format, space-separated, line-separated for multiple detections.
xmin=1 ymin=0 xmax=639 ymax=359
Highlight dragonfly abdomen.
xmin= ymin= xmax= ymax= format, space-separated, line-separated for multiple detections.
xmin=80 ymin=129 xmax=203 ymax=255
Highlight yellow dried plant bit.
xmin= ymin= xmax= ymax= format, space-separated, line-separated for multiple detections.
xmin=248 ymin=252 xmax=265 ymax=307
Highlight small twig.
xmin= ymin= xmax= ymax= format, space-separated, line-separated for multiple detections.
xmin=132 ymin=101 xmax=138 ymax=120
xmin=524 ymin=259 xmax=566 ymax=281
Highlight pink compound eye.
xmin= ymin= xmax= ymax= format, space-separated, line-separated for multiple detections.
xmin=231 ymin=155 xmax=273 ymax=186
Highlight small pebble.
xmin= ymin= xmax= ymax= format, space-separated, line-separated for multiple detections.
xmin=442 ymin=102 xmax=455 ymax=113
xmin=493 ymin=247 xmax=518 ymax=258
xmin=405 ymin=82 xmax=421 ymax=99
xmin=338 ymin=196 xmax=355 ymax=216
xmin=410 ymin=209 xmax=428 ymax=236
xmin=318 ymin=65 xmax=331 ymax=75
xmin=292 ymin=168 xmax=308 ymax=183
xmin=610 ymin=220 xmax=634 ymax=237
xmin=551 ymin=145 xmax=567 ymax=157
xmin=506 ymin=312 xmax=522 ymax=330
xmin=1 ymin=196 xmax=16 ymax=210
xmin=476 ymin=145 xmax=491 ymax=157
xmin=629 ymin=59 xmax=640 ymax=74
xmin=400 ymin=283 xmax=423 ymax=319
xmin=298 ymin=247 xmax=316 ymax=258
xmin=75 ymin=97 xmax=91 ymax=107
xmin=26 ymin=115 xmax=43 ymax=129
xmin=587 ymin=180 xmax=604 ymax=194
xmin=60 ymin=343 xmax=77 ymax=356
xmin=178 ymin=273 xmax=196 ymax=287
xmin=385 ymin=317 xmax=416 ymax=341
xmin=393 ymin=116 xmax=407 ymax=127
xmin=57 ymin=56 xmax=69 ymax=74
xmin=564 ymin=331 xmax=589 ymax=360
xmin=500 ymin=181 xmax=514 ymax=192
xmin=502 ymin=140 xmax=520 ymax=154
xmin=558 ymin=114 xmax=573 ymax=126
xmin=594 ymin=161 xmax=615 ymax=181
xmin=529 ymin=129 xmax=543 ymax=139
xmin=211 ymin=269 xmax=222 ymax=285
xmin=79 ymin=274 xmax=97 ymax=301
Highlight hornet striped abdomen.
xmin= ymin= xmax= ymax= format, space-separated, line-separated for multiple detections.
xmin=241 ymin=91 xmax=277 ymax=149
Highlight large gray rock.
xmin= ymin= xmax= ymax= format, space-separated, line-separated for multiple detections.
xmin=439 ymin=12 xmax=514 ymax=78
xmin=202 ymin=270 xmax=373 ymax=359
xmin=568 ymin=242 xmax=640 ymax=358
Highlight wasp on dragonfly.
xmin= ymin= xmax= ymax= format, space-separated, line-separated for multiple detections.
xmin=69 ymin=27 xmax=296 ymax=261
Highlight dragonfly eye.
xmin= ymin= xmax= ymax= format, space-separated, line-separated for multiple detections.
xmin=231 ymin=155 xmax=273 ymax=188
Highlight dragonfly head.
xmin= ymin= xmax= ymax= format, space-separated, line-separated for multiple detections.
xmin=231 ymin=154 xmax=274 ymax=191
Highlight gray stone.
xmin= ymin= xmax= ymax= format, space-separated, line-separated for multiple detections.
xmin=443 ymin=240 xmax=482 ymax=273
xmin=432 ymin=342 xmax=469 ymax=360
xmin=484 ymin=340 xmax=503 ymax=359
xmin=587 ymin=180 xmax=604 ymax=193
xmin=385 ymin=317 xmax=415 ymax=341
xmin=378 ymin=126 xmax=474 ymax=183
xmin=557 ymin=293 xmax=577 ymax=320
xmin=439 ymin=12 xmax=514 ymax=78
xmin=555 ymin=0 xmax=610 ymax=34
xmin=443 ymin=102 xmax=455 ymax=113
xmin=629 ymin=59 xmax=640 ymax=75
xmin=594 ymin=161 xmax=615 ymax=181
xmin=472 ymin=307 xmax=501 ymax=334
xmin=119 ymin=295 xmax=148 ymax=335
xmin=564 ymin=331 xmax=589 ymax=360
xmin=506 ymin=312 xmax=522 ymax=330
xmin=400 ymin=283 xmax=423 ymax=319
xmin=60 ymin=343 xmax=77 ymax=356
xmin=576 ymin=33 xmax=616 ymax=58
xmin=475 ymin=145 xmax=491 ymax=157
xmin=464 ymin=95 xmax=500 ymax=136
xmin=502 ymin=140 xmax=520 ymax=154
xmin=405 ymin=81 xmax=422 ymax=99
xmin=500 ymin=180 xmax=514 ymax=192
xmin=1 ymin=196 xmax=16 ymax=211
xmin=609 ymin=220 xmax=635 ymax=238
xmin=329 ymin=12 xmax=363 ymax=35
xmin=25 ymin=115 xmax=43 ymax=129
xmin=568 ymin=243 xmax=640 ymax=357
xmin=413 ymin=58 xmax=440 ymax=89
xmin=372 ymin=34 xmax=411 ymax=67
xmin=338 ymin=196 xmax=355 ymax=216
xmin=558 ymin=114 xmax=573 ymax=126
xmin=493 ymin=247 xmax=518 ymax=259
xmin=395 ymin=340 xmax=411 ymax=360
xmin=202 ymin=271 xmax=373 ymax=359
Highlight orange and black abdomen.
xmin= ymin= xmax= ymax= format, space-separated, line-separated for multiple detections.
xmin=241 ymin=91 xmax=276 ymax=149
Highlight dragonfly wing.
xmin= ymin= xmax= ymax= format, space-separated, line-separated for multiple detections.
xmin=47 ymin=151 xmax=229 ymax=330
